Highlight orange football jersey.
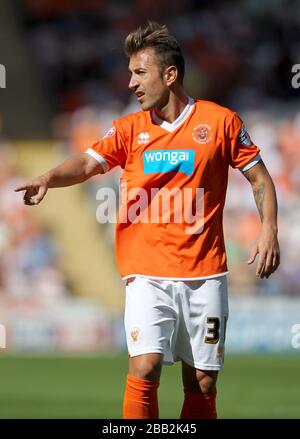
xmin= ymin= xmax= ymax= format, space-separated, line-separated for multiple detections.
xmin=86 ymin=99 xmax=260 ymax=279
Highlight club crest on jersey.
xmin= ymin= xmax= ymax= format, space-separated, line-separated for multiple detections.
xmin=192 ymin=123 xmax=213 ymax=144
xmin=238 ymin=126 xmax=253 ymax=146
xmin=138 ymin=131 xmax=150 ymax=145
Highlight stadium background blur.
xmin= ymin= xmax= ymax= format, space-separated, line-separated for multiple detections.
xmin=0 ymin=0 xmax=299 ymax=418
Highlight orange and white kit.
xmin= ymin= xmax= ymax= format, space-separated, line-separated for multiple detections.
xmin=86 ymin=98 xmax=260 ymax=280
xmin=124 ymin=275 xmax=228 ymax=369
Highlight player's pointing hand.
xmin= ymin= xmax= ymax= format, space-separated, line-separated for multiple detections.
xmin=14 ymin=176 xmax=49 ymax=206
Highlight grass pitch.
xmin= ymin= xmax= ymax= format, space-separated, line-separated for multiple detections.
xmin=0 ymin=354 xmax=299 ymax=418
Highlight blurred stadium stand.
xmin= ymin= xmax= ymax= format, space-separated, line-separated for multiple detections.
xmin=0 ymin=0 xmax=299 ymax=353
xmin=0 ymin=1 xmax=51 ymax=138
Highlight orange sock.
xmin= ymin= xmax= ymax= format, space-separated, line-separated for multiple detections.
xmin=180 ymin=389 xmax=217 ymax=419
xmin=123 ymin=374 xmax=160 ymax=419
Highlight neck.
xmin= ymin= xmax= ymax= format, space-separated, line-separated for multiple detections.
xmin=154 ymin=90 xmax=189 ymax=123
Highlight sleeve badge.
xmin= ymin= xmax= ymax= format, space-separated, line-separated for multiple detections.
xmin=238 ymin=126 xmax=253 ymax=146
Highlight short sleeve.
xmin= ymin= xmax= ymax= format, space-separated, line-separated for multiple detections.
xmin=85 ymin=120 xmax=128 ymax=172
xmin=226 ymin=112 xmax=260 ymax=169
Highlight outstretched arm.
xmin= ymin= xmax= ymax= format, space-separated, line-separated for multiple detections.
xmin=14 ymin=153 xmax=104 ymax=205
xmin=241 ymin=160 xmax=280 ymax=278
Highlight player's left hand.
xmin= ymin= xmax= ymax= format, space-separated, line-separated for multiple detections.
xmin=247 ymin=224 xmax=280 ymax=279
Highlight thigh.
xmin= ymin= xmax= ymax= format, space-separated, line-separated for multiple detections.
xmin=124 ymin=277 xmax=176 ymax=359
xmin=175 ymin=276 xmax=229 ymax=370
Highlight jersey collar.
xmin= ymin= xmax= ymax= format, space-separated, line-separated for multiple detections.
xmin=151 ymin=97 xmax=195 ymax=132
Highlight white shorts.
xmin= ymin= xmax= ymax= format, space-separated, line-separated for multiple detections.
xmin=124 ymin=276 xmax=229 ymax=371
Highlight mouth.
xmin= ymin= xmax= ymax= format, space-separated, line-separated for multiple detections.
xmin=135 ymin=91 xmax=145 ymax=103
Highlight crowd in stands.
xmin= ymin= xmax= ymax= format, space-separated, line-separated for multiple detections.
xmin=0 ymin=140 xmax=69 ymax=302
xmin=21 ymin=0 xmax=299 ymax=114
xmin=225 ymin=109 xmax=300 ymax=296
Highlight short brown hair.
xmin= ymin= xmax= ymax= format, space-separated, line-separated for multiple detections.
xmin=124 ymin=21 xmax=185 ymax=84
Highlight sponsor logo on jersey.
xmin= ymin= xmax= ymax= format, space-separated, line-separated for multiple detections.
xmin=192 ymin=123 xmax=212 ymax=144
xmin=143 ymin=150 xmax=195 ymax=176
xmin=238 ymin=126 xmax=253 ymax=146
xmin=138 ymin=131 xmax=150 ymax=144
xmin=103 ymin=127 xmax=116 ymax=138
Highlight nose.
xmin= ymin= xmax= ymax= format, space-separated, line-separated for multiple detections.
xmin=128 ymin=74 xmax=139 ymax=91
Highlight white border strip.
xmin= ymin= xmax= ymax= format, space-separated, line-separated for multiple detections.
xmin=122 ymin=271 xmax=229 ymax=281
xmin=85 ymin=148 xmax=110 ymax=173
xmin=240 ymin=154 xmax=261 ymax=172
xmin=152 ymin=97 xmax=195 ymax=132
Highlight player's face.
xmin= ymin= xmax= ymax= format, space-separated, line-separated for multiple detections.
xmin=128 ymin=48 xmax=169 ymax=111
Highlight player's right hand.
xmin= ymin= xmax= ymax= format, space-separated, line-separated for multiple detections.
xmin=14 ymin=176 xmax=49 ymax=206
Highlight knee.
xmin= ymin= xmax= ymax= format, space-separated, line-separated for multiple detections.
xmin=196 ymin=370 xmax=218 ymax=394
xmin=129 ymin=354 xmax=162 ymax=381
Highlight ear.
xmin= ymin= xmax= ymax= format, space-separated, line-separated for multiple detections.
xmin=164 ymin=65 xmax=178 ymax=86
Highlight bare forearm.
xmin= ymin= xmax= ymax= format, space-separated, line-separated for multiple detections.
xmin=243 ymin=161 xmax=278 ymax=230
xmin=43 ymin=154 xmax=98 ymax=188
xmin=252 ymin=177 xmax=278 ymax=230
xmin=242 ymin=160 xmax=280 ymax=278
xmin=15 ymin=152 xmax=103 ymax=205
